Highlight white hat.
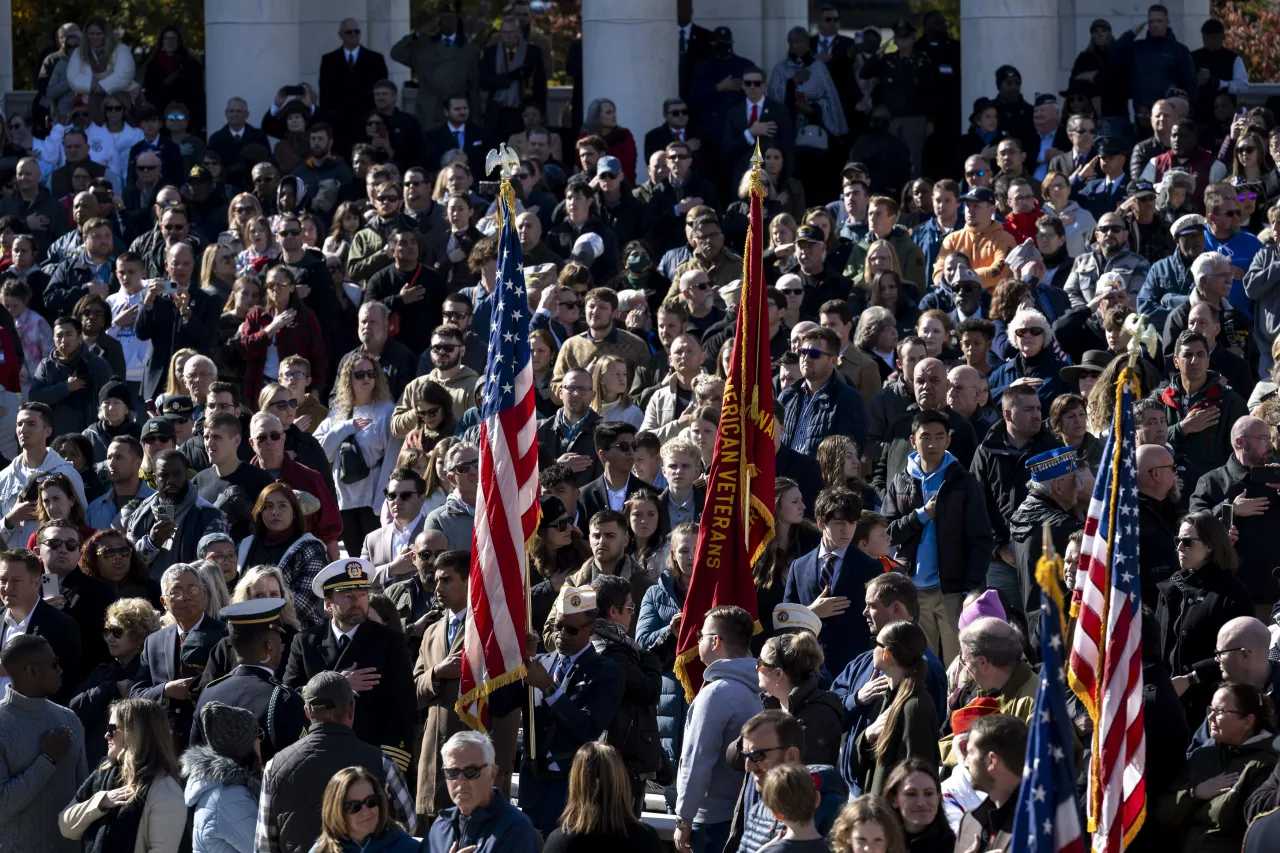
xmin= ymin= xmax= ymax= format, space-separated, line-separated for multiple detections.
xmin=718 ymin=279 xmax=743 ymax=301
xmin=1004 ymin=238 xmax=1041 ymax=274
xmin=312 ymin=558 xmax=375 ymax=598
xmin=772 ymin=603 xmax=822 ymax=636
xmin=571 ymin=232 xmax=605 ymax=263
xmin=776 ymin=273 xmax=803 ymax=291
xmin=1087 ymin=271 xmax=1128 ymax=307
xmin=556 ymin=584 xmax=597 ymax=616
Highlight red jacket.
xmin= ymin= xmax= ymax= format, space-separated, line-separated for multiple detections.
xmin=1003 ymin=207 xmax=1043 ymax=247
xmin=1148 ymin=146 xmax=1217 ymax=213
xmin=235 ymin=305 xmax=328 ymax=405
xmin=251 ymin=453 xmax=342 ymax=547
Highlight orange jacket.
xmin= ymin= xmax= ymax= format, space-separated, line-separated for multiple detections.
xmin=933 ymin=220 xmax=1017 ymax=291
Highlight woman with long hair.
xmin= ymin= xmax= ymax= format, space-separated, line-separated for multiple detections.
xmin=625 ymin=491 xmax=667 ymax=580
xmin=69 ymin=599 xmax=163 ymax=765
xmin=58 ymin=698 xmax=185 ymax=853
xmin=579 ymin=99 xmax=638 ymax=183
xmin=869 ymin=269 xmax=919 ymax=338
xmin=530 ymin=327 xmax=560 ymax=417
xmin=236 ymin=266 xmax=328 ymax=405
xmin=235 ymin=483 xmax=328 ymax=626
xmin=164 ymin=347 xmax=198 ymax=397
xmin=322 ymin=201 xmax=364 ymax=263
xmin=856 ymin=240 xmax=903 ymax=292
xmin=54 ymin=432 xmax=107 ymax=504
xmin=310 ymin=766 xmax=417 ymax=853
xmin=213 ymin=275 xmax=260 ymax=392
xmin=763 ymin=146 xmax=807 ymax=221
xmin=817 ymin=435 xmax=874 ymax=505
xmin=636 ymin=521 xmax=698 ymax=786
xmin=830 ymin=795 xmax=908 ymax=853
xmin=399 ymin=379 xmax=457 ymax=451
xmin=882 ymin=759 xmax=955 ymax=853
xmin=144 ymin=26 xmax=204 ymax=132
xmin=1231 ymin=128 xmax=1270 ymax=183
xmin=544 ymin=742 xmax=660 ymax=853
xmin=766 ymin=213 xmax=800 ymax=282
xmin=236 ymin=216 xmax=279 ymax=275
xmin=316 ymin=354 xmax=402 ymax=557
xmin=1048 ymin=393 xmax=1104 ymax=471
xmin=181 ymin=701 xmax=262 ymax=853
xmin=849 ymin=620 xmax=940 ymax=796
xmin=590 ymin=355 xmax=643 ymax=428
xmin=753 ymin=479 xmax=821 ymax=648
xmin=66 ymin=17 xmax=135 ymax=122
xmin=856 ymin=306 xmax=901 ymax=379
xmin=79 ymin=529 xmax=160 ymax=605
xmin=23 ymin=471 xmax=93 ymax=549
xmin=914 ymin=310 xmax=956 ymax=361
xmin=757 ymin=631 xmax=844 ymax=765
xmin=223 ymin=195 xmax=264 ymax=254
xmin=201 ymin=565 xmax=304 ymax=686
xmin=200 ymin=244 xmax=238 ymax=304
xmin=100 ymin=94 xmax=143 ymax=178
xmin=1040 ymin=170 xmax=1096 ymax=258
xmin=528 ymin=495 xmax=592 ymax=635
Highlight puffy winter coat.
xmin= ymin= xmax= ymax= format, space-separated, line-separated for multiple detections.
xmin=635 ymin=571 xmax=688 ymax=768
xmin=181 ymin=744 xmax=260 ymax=853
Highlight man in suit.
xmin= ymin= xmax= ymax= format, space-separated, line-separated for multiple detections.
xmin=412 ymin=548 xmax=469 ymax=823
xmin=206 ymin=97 xmax=270 ymax=190
xmin=811 ymin=5 xmax=859 ymax=131
xmin=516 ymin=584 xmax=625 ymax=833
xmin=391 ymin=6 xmax=482 ymax=132
xmin=644 ymin=98 xmax=705 ymax=173
xmin=1072 ymin=136 xmax=1131 ymax=220
xmin=191 ymin=598 xmax=307 ymax=762
xmin=723 ymin=66 xmax=795 ymax=182
xmin=677 ymin=0 xmax=714 ymax=101
xmin=318 ymin=18 xmax=390 ymax=156
xmin=422 ymin=95 xmax=489 ymax=179
xmin=0 ymin=549 xmax=82 ymax=704
xmin=479 ymin=18 xmax=548 ymax=142
xmin=646 ymin=140 xmax=722 ymax=256
xmin=579 ymin=422 xmax=659 ymax=520
xmin=283 ymin=558 xmax=416 ymax=773
xmin=36 ymin=522 xmax=113 ymax=673
xmin=783 ymin=486 xmax=881 ymax=677
xmin=362 ymin=468 xmax=429 ymax=588
xmin=370 ymin=80 xmax=424 ymax=170
xmin=536 ymin=369 xmax=605 ymax=487
xmin=1047 ymin=113 xmax=1098 ymax=177
xmin=131 ymin=563 xmax=228 ymax=751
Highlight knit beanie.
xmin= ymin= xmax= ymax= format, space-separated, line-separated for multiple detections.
xmin=957 ymin=589 xmax=1006 ymax=631
xmin=199 ymin=701 xmax=258 ymax=760
xmin=99 ymin=380 xmax=134 ymax=409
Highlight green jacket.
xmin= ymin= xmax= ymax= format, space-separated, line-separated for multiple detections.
xmin=844 ymin=224 xmax=928 ymax=290
xmin=1156 ymin=733 xmax=1279 ymax=853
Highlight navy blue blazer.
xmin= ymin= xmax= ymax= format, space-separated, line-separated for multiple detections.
xmin=783 ymin=547 xmax=883 ymax=677
xmin=131 ymin=617 xmax=227 ymax=736
xmin=1073 ymin=172 xmax=1131 ymax=221
xmin=521 ymin=643 xmax=624 ymax=774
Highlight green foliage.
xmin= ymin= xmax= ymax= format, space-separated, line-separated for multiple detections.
xmin=13 ymin=0 xmax=205 ymax=88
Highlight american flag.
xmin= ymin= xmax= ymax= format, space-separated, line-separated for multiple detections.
xmin=1068 ymin=372 xmax=1146 ymax=853
xmin=1012 ymin=528 xmax=1084 ymax=853
xmin=454 ymin=183 xmax=538 ymax=732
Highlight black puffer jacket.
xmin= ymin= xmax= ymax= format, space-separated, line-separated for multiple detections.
xmin=590 ymin=620 xmax=667 ymax=779
xmin=1138 ymin=493 xmax=1182 ymax=604
xmin=969 ymin=423 xmax=1062 ymax=554
xmin=1009 ymin=490 xmax=1083 ymax=610
xmin=761 ymin=674 xmax=845 ymax=767
xmin=1156 ymin=567 xmax=1252 ymax=682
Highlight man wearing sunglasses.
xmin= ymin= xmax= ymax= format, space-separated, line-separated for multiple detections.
xmin=644 ymin=98 xmax=703 ymax=167
xmin=1063 ymin=211 xmax=1150 ymax=308
xmin=427 ymin=731 xmax=538 ymax=853
xmin=779 ymin=326 xmax=868 ymax=455
xmin=579 ymin=423 xmax=658 ymax=522
xmin=361 ymin=468 xmax=429 ymax=588
xmin=425 ymin=443 xmax=480 ymax=551
xmin=647 ymin=140 xmax=721 ymax=255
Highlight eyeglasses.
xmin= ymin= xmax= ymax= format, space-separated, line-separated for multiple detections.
xmin=742 ymin=744 xmax=785 ymax=762
xmin=450 ymin=460 xmax=478 ymax=474
xmin=270 ymin=398 xmax=299 ymax=410
xmin=442 ymin=765 xmax=486 ymax=781
xmin=1208 ymin=706 xmax=1247 ymax=719
xmin=431 ymin=343 xmax=460 ymax=352
xmin=98 ymin=546 xmax=130 ymax=558
xmin=404 ymin=179 xmax=425 ymax=187
xmin=1096 ymin=225 xmax=1126 ymax=234
xmin=543 ymin=517 xmax=572 ymax=532
xmin=1238 ymin=146 xmax=1257 ymax=154
xmin=277 ymin=228 xmax=301 ymax=237
xmin=103 ymin=625 xmax=127 ymax=639
xmin=1015 ymin=328 xmax=1045 ymax=338
xmin=553 ymin=621 xmax=583 ymax=636
xmin=442 ymin=310 xmax=471 ymax=321
xmin=1238 ymin=193 xmax=1257 ymax=201
xmin=667 ymin=153 xmax=690 ymax=161
xmin=105 ymin=721 xmax=118 ymax=738
xmin=204 ymin=551 xmax=236 ymax=563
xmin=419 ymin=407 xmax=442 ymax=419
xmin=143 ymin=435 xmax=171 ymax=445
xmin=42 ymin=538 xmax=81 ymax=552
xmin=1219 ymin=209 xmax=1243 ymax=218
xmin=610 ymin=442 xmax=638 ymax=453
xmin=352 ymin=369 xmax=377 ymax=380
xmin=234 ymin=205 xmax=255 ymax=213
xmin=283 ymin=370 xmax=308 ymax=382
xmin=166 ymin=113 xmax=186 ymax=121
xmin=253 ymin=431 xmax=284 ymax=443
xmin=559 ymin=301 xmax=583 ymax=310
xmin=1214 ymin=646 xmax=1246 ymax=659
xmin=377 ymin=194 xmax=401 ymax=203
xmin=104 ymin=105 xmax=124 ymax=113
xmin=384 ymin=489 xmax=421 ymax=501
xmin=756 ymin=659 xmax=776 ymax=671
xmin=797 ymin=347 xmax=833 ymax=359
xmin=562 ymin=385 xmax=593 ymax=394
xmin=965 ymin=170 xmax=987 ymax=178
xmin=1175 ymin=536 xmax=1202 ymax=548
xmin=778 ymin=288 xmax=804 ymax=297
xmin=342 ymin=794 xmax=380 ymax=815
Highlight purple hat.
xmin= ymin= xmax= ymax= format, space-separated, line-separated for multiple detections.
xmin=958 ymin=589 xmax=1006 ymax=631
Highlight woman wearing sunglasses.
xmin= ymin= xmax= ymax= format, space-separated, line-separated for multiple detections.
xmin=987 ymin=307 xmax=1070 ymax=407
xmin=315 ymin=354 xmax=401 ymax=557
xmin=80 ymin=529 xmax=159 ymax=605
xmin=1155 ymin=510 xmax=1250 ymax=719
xmin=59 ymin=697 xmax=185 ymax=853
xmin=237 ymin=266 xmax=328 ymax=407
xmin=313 ymin=766 xmax=418 ymax=853
xmin=69 ymin=598 xmax=161 ymax=765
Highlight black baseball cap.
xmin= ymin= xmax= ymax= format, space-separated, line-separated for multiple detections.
xmin=959 ymin=187 xmax=996 ymax=205
xmin=142 ymin=417 xmax=176 ymax=440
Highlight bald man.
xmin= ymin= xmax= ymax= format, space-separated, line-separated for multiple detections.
xmin=947 ymin=364 xmax=997 ymax=439
xmin=318 ymin=17 xmax=389 ymax=154
xmin=873 ymin=358 xmax=978 ymax=497
xmin=1182 ymin=617 xmax=1278 ymax=757
xmin=1136 ymin=444 xmax=1181 ymax=603
xmin=1190 ymin=415 xmax=1280 ymax=613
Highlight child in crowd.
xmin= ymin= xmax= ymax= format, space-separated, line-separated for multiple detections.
xmin=855 ymin=510 xmax=900 ymax=572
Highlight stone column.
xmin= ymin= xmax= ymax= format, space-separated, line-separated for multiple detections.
xmin=961 ymin=0 xmax=1060 ymax=134
xmin=582 ymin=0 xmax=678 ymax=182
xmin=0 ymin=0 xmax=12 ymax=109
xmin=759 ymin=0 xmax=809 ymax=74
xmin=296 ymin=0 xmax=368 ymax=93
xmin=204 ymin=0 xmax=301 ymax=134
xmin=366 ymin=0 xmax=412 ymax=95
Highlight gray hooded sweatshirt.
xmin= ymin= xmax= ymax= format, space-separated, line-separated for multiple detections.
xmin=676 ymin=655 xmax=763 ymax=826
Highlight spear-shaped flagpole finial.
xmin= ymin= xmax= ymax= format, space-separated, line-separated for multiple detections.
xmin=750 ymin=139 xmax=763 ymax=169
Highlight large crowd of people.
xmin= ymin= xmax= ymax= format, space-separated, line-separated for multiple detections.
xmin=2 ymin=1 xmax=1280 ymax=852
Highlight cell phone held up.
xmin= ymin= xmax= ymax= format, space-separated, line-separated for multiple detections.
xmin=1248 ymin=466 xmax=1280 ymax=487
xmin=40 ymin=572 xmax=59 ymax=600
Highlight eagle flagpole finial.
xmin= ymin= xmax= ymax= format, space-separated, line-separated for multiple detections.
xmin=485 ymin=143 xmax=521 ymax=181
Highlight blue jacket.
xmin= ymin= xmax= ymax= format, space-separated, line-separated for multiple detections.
xmin=181 ymin=745 xmax=259 ymax=853
xmin=1139 ymin=249 xmax=1196 ymax=327
xmin=522 ymin=644 xmax=624 ymax=771
xmin=830 ymin=646 xmax=949 ymax=796
xmin=312 ymin=828 xmax=420 ymax=853
xmin=427 ymin=790 xmax=540 ymax=853
xmin=783 ymin=546 xmax=884 ymax=677
xmin=86 ymin=481 xmax=155 ymax=530
xmin=779 ymin=373 xmax=868 ymax=456
xmin=1113 ymin=28 xmax=1199 ymax=108
xmin=988 ymin=348 xmax=1071 ymax=411
xmin=635 ymin=572 xmax=688 ymax=766
xmin=913 ymin=217 xmax=960 ymax=288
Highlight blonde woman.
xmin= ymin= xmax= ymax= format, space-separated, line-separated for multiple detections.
xmin=163 ymin=347 xmax=198 ymax=397
xmin=224 ymin=193 xmax=264 ymax=252
xmin=65 ymin=17 xmax=136 ymax=122
xmin=757 ymin=631 xmax=844 ymax=765
xmin=544 ymin=742 xmax=661 ymax=852
xmin=590 ymin=354 xmax=643 ymax=428
xmin=200 ymin=565 xmax=304 ymax=687
xmin=310 ymin=766 xmax=418 ymax=853
xmin=315 ymin=354 xmax=402 ymax=556
xmin=200 ymin=244 xmax=238 ymax=303
xmin=59 ymin=698 xmax=185 ymax=853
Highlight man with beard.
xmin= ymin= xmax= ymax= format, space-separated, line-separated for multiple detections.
xmin=348 ymin=180 xmax=418 ymax=282
xmin=1063 ymin=212 xmax=1151 ymax=307
xmin=284 ymin=558 xmax=416 ymax=773
xmin=402 ymin=166 xmax=446 ymax=250
xmin=291 ymin=122 xmax=354 ymax=198
xmin=125 ymin=449 xmax=228 ymax=576
xmin=1139 ymin=213 xmax=1205 ymax=329
xmin=1136 ymin=443 xmax=1182 ymax=603
xmin=86 ymin=435 xmax=152 ymax=529
xmin=365 ymin=228 xmax=444 ymax=357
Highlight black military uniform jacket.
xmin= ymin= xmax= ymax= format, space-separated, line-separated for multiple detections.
xmin=191 ymin=663 xmax=308 ymax=762
xmin=283 ymin=618 xmax=415 ymax=772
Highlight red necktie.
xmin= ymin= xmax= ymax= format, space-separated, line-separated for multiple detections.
xmin=749 ymin=104 xmax=759 ymax=126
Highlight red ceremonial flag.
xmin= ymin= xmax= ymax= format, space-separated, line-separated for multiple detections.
xmin=455 ymin=158 xmax=539 ymax=731
xmin=673 ymin=149 xmax=776 ymax=700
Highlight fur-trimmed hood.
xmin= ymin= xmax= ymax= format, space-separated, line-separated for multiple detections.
xmin=180 ymin=744 xmax=259 ymax=806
